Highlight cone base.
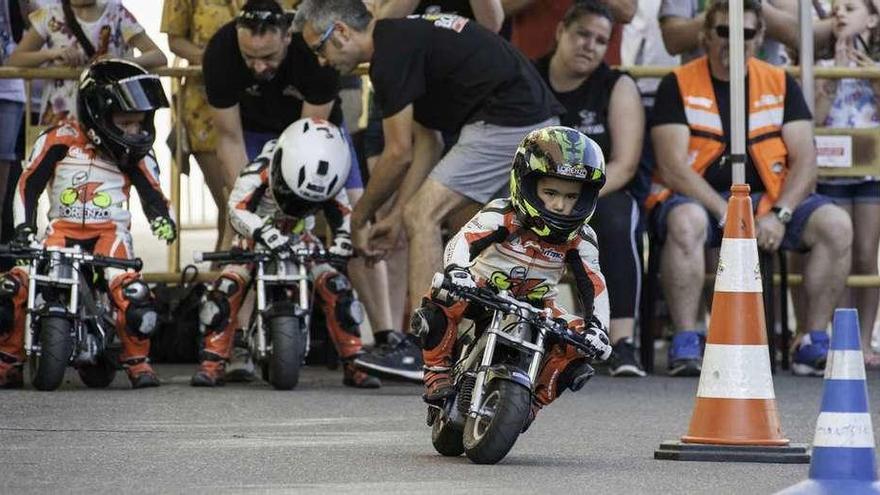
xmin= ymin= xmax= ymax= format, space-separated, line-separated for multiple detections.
xmin=775 ymin=479 xmax=880 ymax=494
xmin=655 ymin=441 xmax=810 ymax=463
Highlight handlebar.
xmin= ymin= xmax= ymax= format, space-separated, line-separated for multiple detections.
xmin=193 ymin=245 xmax=327 ymax=265
xmin=0 ymin=244 xmax=143 ymax=271
xmin=430 ymin=272 xmax=604 ymax=359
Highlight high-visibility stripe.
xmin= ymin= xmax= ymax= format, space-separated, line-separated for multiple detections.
xmin=696 ymin=344 xmax=775 ymax=399
xmin=748 ymin=108 xmax=784 ymax=132
xmin=812 ymin=412 xmax=876 ymax=448
xmin=714 ymin=239 xmax=762 ymax=293
xmin=684 ymin=107 xmax=723 ymax=132
xmin=825 ymin=350 xmax=867 ymax=380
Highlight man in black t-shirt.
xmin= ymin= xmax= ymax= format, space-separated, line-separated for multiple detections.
xmin=294 ymin=0 xmax=563 ymax=320
xmin=203 ymin=0 xmax=345 ymax=191
xmin=649 ymin=1 xmax=852 ymax=378
xmin=377 ymin=0 xmax=503 ymax=32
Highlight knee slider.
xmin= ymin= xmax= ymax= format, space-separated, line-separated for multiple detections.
xmin=411 ymin=300 xmax=449 ymax=350
xmin=198 ymin=276 xmax=240 ymax=333
xmin=121 ymin=280 xmax=157 ymax=337
xmin=0 ymin=274 xmax=21 ymax=299
xmin=0 ymin=275 xmax=20 ymax=333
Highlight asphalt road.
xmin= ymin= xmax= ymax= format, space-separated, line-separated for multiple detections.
xmin=0 ymin=364 xmax=877 ymax=494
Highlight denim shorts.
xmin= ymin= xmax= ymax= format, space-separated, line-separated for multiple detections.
xmin=651 ymin=192 xmax=834 ymax=252
xmin=243 ymin=123 xmax=364 ymax=190
xmin=0 ymin=100 xmax=24 ymax=161
xmin=816 ymin=180 xmax=880 ymax=205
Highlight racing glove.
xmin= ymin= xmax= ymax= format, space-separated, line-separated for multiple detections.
xmin=327 ymin=233 xmax=353 ymax=272
xmin=580 ymin=317 xmax=612 ymax=361
xmin=150 ymin=217 xmax=177 ymax=244
xmin=446 ymin=265 xmax=476 ymax=290
xmin=254 ymin=225 xmax=291 ymax=257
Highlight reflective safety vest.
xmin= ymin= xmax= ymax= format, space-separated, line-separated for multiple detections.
xmin=646 ymin=56 xmax=789 ymax=215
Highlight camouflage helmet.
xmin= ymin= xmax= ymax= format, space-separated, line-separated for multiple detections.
xmin=509 ymin=126 xmax=606 ymax=242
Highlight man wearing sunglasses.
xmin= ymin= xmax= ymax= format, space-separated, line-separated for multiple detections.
xmin=648 ymin=0 xmax=852 ymax=377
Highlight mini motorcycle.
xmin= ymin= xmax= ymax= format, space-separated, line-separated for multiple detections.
xmin=0 ymin=244 xmax=142 ymax=391
xmin=422 ymin=272 xmax=606 ymax=464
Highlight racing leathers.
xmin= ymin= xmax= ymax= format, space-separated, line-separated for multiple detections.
xmin=418 ymin=198 xmax=611 ymax=411
xmin=193 ymin=140 xmax=374 ymax=387
xmin=0 ymin=120 xmax=174 ymax=388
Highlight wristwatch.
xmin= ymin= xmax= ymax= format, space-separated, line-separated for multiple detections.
xmin=771 ymin=206 xmax=793 ymax=225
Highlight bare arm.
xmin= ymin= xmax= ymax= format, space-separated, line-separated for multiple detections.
xmin=212 ymin=104 xmax=249 ymax=190
xmin=502 ymin=0 xmax=535 ymax=16
xmin=390 ymin=120 xmax=443 ymax=213
xmin=301 ymin=101 xmax=334 ymax=120
xmin=601 ymin=76 xmax=643 ymax=197
xmin=128 ymin=31 xmax=168 ymax=68
xmin=761 ymin=2 xmax=800 ymax=50
xmin=775 ymin=120 xmax=816 ymax=211
xmin=659 ymin=13 xmax=705 ymax=56
xmin=470 ymin=0 xmax=504 ymax=33
xmin=601 ymin=0 xmax=636 ymax=23
xmin=376 ymin=0 xmax=420 ymax=18
xmin=652 ymin=123 xmax=727 ymax=220
xmin=6 ymin=28 xmax=55 ymax=67
xmin=350 ymin=105 xmax=415 ymax=229
xmin=167 ymin=34 xmax=204 ymax=65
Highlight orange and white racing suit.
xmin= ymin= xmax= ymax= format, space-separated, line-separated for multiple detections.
xmin=198 ymin=139 xmax=365 ymax=365
xmin=423 ymin=198 xmax=610 ymax=407
xmin=0 ymin=120 xmax=172 ymax=370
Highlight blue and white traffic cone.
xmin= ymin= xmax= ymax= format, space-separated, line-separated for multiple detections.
xmin=777 ymin=309 xmax=880 ymax=494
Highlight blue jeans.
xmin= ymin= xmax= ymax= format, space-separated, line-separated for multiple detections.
xmin=0 ymin=100 xmax=24 ymax=161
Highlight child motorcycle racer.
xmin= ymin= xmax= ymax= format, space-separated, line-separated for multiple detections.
xmin=192 ymin=118 xmax=379 ymax=388
xmin=413 ymin=126 xmax=613 ymax=428
xmin=0 ymin=59 xmax=177 ymax=389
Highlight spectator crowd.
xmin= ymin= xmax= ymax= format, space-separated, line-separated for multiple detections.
xmin=0 ymin=0 xmax=878 ymax=385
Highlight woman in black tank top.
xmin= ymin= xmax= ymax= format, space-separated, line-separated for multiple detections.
xmin=536 ymin=0 xmax=647 ymax=377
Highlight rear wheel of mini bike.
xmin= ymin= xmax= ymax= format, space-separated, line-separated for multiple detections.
xmin=267 ymin=316 xmax=307 ymax=390
xmin=31 ymin=317 xmax=73 ymax=391
xmin=432 ymin=412 xmax=465 ymax=457
xmin=78 ymin=353 xmax=118 ymax=388
xmin=463 ymin=379 xmax=531 ymax=464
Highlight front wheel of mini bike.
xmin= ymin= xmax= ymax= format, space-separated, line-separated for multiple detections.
xmin=267 ymin=316 xmax=306 ymax=390
xmin=463 ymin=379 xmax=531 ymax=464
xmin=432 ymin=412 xmax=465 ymax=457
xmin=78 ymin=353 xmax=118 ymax=388
xmin=31 ymin=317 xmax=73 ymax=391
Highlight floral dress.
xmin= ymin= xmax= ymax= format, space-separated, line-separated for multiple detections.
xmin=30 ymin=0 xmax=144 ymax=126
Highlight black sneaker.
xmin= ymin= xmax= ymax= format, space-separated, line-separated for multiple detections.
xmin=354 ymin=336 xmax=424 ymax=382
xmin=608 ymin=339 xmax=646 ymax=377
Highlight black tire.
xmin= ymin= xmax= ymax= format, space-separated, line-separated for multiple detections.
xmin=267 ymin=316 xmax=306 ymax=390
xmin=463 ymin=379 xmax=531 ymax=464
xmin=77 ymin=353 xmax=117 ymax=388
xmin=31 ymin=317 xmax=73 ymax=391
xmin=431 ymin=414 xmax=464 ymax=457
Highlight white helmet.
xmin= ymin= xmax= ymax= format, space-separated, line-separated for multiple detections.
xmin=269 ymin=118 xmax=352 ymax=215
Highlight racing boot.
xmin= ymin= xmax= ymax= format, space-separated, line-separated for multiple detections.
xmin=342 ymin=360 xmax=381 ymax=388
xmin=0 ymin=353 xmax=23 ymax=389
xmin=191 ymin=352 xmax=226 ymax=387
xmin=418 ymin=299 xmax=463 ymax=403
xmin=123 ymin=357 xmax=160 ymax=389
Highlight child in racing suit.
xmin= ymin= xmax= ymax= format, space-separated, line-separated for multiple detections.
xmin=0 ymin=60 xmax=176 ymax=389
xmin=413 ymin=127 xmax=613 ymax=428
xmin=191 ymin=118 xmax=379 ymax=388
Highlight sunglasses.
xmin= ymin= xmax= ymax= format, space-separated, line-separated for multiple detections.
xmin=714 ymin=25 xmax=758 ymax=40
xmin=312 ymin=23 xmax=336 ymax=56
xmin=236 ymin=10 xmax=288 ymax=29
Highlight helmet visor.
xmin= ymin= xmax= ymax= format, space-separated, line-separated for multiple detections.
xmin=112 ymin=75 xmax=169 ymax=112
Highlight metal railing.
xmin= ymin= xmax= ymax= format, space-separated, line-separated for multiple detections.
xmin=0 ymin=63 xmax=878 ymax=283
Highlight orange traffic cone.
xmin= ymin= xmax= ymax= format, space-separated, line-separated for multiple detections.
xmin=655 ymin=184 xmax=809 ymax=463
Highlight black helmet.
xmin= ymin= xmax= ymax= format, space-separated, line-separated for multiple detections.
xmin=509 ymin=126 xmax=606 ymax=243
xmin=77 ymin=59 xmax=168 ymax=165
